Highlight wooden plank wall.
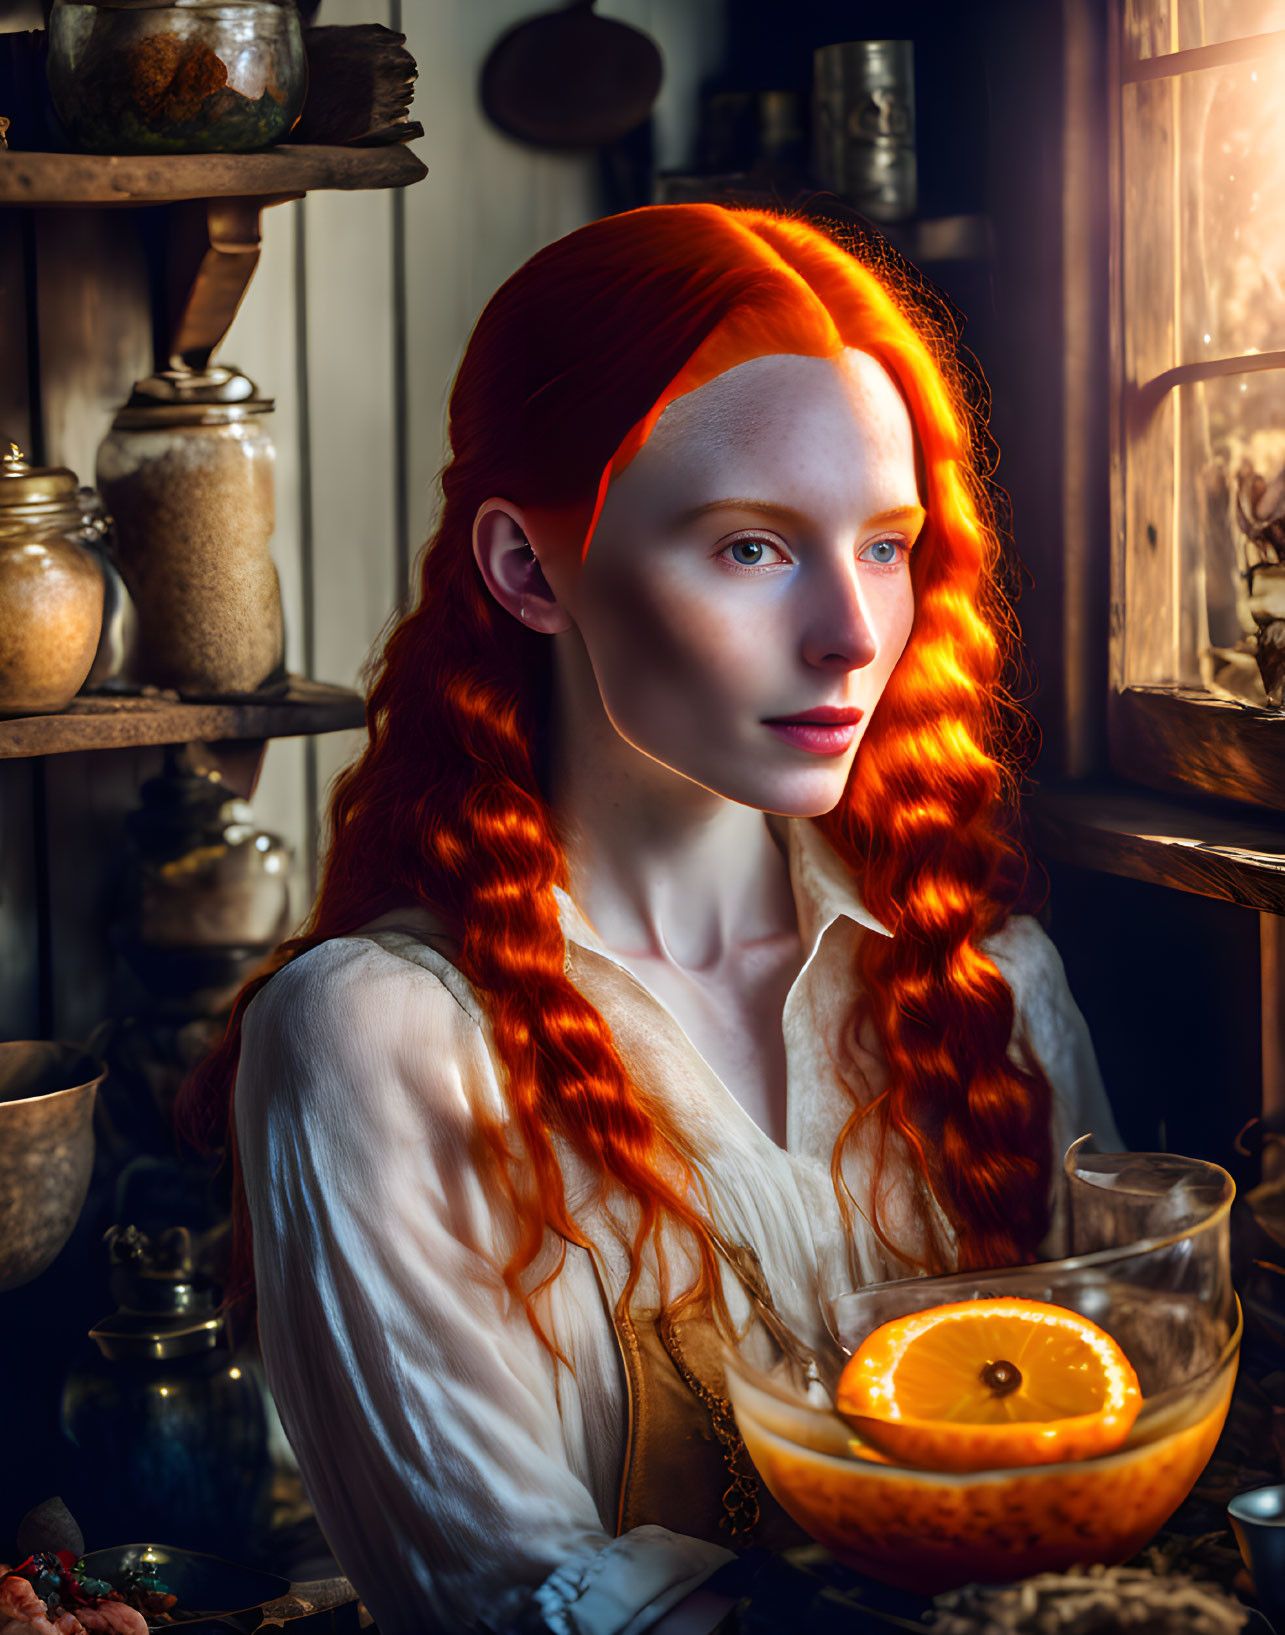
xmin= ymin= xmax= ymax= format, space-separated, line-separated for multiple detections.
xmin=227 ymin=0 xmax=726 ymax=926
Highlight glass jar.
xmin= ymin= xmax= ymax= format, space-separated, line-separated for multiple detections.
xmin=113 ymin=749 xmax=294 ymax=1013
xmin=96 ymin=367 xmax=286 ymax=696
xmin=47 ymin=0 xmax=306 ymax=155
xmin=0 ymin=443 xmax=106 ymax=716
xmin=76 ymin=485 xmax=140 ymax=692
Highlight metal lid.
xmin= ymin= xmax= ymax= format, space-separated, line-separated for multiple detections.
xmin=111 ymin=366 xmax=274 ymax=429
xmin=89 ymin=1223 xmax=226 ymax=1360
xmin=0 ymin=442 xmax=78 ymax=506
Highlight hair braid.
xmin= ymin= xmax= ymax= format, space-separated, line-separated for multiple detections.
xmin=820 ymin=422 xmax=1052 ymax=1272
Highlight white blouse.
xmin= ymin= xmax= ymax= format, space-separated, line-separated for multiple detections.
xmin=234 ymin=818 xmax=1121 ymax=1635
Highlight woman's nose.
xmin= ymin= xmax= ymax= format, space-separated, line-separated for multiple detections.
xmin=799 ymin=566 xmax=878 ymax=672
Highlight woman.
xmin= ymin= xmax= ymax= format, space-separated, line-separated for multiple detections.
xmin=182 ymin=204 xmax=1120 ymax=1635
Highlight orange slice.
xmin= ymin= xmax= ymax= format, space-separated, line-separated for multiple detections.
xmin=835 ymin=1297 xmax=1141 ymax=1472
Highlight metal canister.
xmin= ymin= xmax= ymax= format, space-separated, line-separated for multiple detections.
xmin=96 ymin=366 xmax=285 ymax=696
xmin=812 ymin=40 xmax=917 ymax=223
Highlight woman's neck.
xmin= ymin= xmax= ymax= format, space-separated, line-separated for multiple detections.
xmin=548 ymin=644 xmax=800 ymax=971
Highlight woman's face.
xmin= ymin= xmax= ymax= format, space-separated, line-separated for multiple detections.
xmin=540 ymin=348 xmax=921 ymax=817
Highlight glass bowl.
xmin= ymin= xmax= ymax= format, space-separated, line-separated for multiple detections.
xmin=47 ymin=0 xmax=306 ymax=155
xmin=724 ymin=1147 xmax=1240 ymax=1594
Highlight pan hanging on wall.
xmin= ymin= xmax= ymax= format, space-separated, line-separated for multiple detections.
xmin=480 ymin=0 xmax=663 ymax=150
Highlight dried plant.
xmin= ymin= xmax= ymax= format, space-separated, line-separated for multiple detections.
xmin=1235 ymin=457 xmax=1285 ymax=702
xmin=1237 ymin=456 xmax=1285 ymax=592
xmin=928 ymin=1563 xmax=1248 ymax=1635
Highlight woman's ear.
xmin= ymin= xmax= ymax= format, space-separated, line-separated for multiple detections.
xmin=472 ymin=500 xmax=575 ymax=633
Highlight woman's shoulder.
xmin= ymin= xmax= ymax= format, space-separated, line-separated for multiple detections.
xmin=237 ymin=929 xmax=499 ymax=1129
xmin=245 ymin=932 xmax=452 ymax=1028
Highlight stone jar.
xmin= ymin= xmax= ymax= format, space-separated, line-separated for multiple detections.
xmin=96 ymin=367 xmax=285 ymax=696
xmin=0 ymin=444 xmax=106 ymax=716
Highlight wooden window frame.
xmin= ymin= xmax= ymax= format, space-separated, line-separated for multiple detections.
xmin=1107 ymin=7 xmax=1285 ymax=809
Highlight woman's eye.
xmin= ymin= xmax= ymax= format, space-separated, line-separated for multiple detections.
xmin=721 ymin=535 xmax=786 ymax=568
xmin=861 ymin=537 xmax=905 ymax=567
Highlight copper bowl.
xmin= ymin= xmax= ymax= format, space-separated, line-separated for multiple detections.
xmin=0 ymin=1041 xmax=104 ymax=1292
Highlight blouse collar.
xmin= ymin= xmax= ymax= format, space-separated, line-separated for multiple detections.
xmin=552 ymin=816 xmax=890 ymax=967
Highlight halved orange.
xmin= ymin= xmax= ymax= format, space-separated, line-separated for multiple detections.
xmin=835 ymin=1297 xmax=1142 ymax=1472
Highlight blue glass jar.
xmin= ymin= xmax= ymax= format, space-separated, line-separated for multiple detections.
xmin=60 ymin=1225 xmax=272 ymax=1559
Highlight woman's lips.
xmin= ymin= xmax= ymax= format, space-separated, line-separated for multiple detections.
xmin=762 ymin=709 xmax=863 ymax=755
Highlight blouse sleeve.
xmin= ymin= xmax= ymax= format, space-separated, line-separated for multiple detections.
xmin=984 ymin=914 xmax=1125 ymax=1160
xmin=234 ymin=938 xmax=732 ymax=1635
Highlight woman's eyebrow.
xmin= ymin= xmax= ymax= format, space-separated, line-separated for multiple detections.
xmin=867 ymin=503 xmax=926 ymax=530
xmin=671 ymin=498 xmax=926 ymax=531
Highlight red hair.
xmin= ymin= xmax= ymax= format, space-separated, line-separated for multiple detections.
xmin=180 ymin=204 xmax=1052 ymax=1337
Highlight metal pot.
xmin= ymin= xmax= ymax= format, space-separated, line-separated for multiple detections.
xmin=0 ymin=1041 xmax=104 ymax=1293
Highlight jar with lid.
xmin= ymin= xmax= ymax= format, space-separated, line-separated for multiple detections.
xmin=60 ymin=1224 xmax=272 ymax=1559
xmin=46 ymin=0 xmax=307 ymax=155
xmin=96 ymin=366 xmax=286 ymax=696
xmin=0 ymin=443 xmax=106 ymax=716
xmin=113 ymin=747 xmax=294 ymax=1013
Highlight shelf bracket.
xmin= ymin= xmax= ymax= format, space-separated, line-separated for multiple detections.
xmin=159 ymin=193 xmax=300 ymax=373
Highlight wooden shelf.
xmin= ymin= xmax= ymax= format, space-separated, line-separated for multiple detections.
xmin=1111 ymin=684 xmax=1285 ymax=812
xmin=1028 ymin=779 xmax=1285 ymax=915
xmin=0 ymin=143 xmax=426 ymax=207
xmin=0 ymin=677 xmax=365 ymax=759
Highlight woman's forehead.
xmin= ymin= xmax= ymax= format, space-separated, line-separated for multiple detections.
xmin=633 ymin=349 xmax=918 ymax=499
xmin=647 ymin=350 xmax=910 ymax=449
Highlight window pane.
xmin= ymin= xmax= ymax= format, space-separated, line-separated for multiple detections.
xmin=1128 ymin=0 xmax=1285 ymax=58
xmin=1185 ymin=370 xmax=1285 ymax=702
xmin=1179 ymin=58 xmax=1285 ymax=360
xmin=1123 ymin=77 xmax=1176 ymax=381
xmin=1125 ymin=0 xmax=1175 ymax=61
xmin=1179 ymin=0 xmax=1285 ymax=51
xmin=1121 ymin=72 xmax=1179 ymax=690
